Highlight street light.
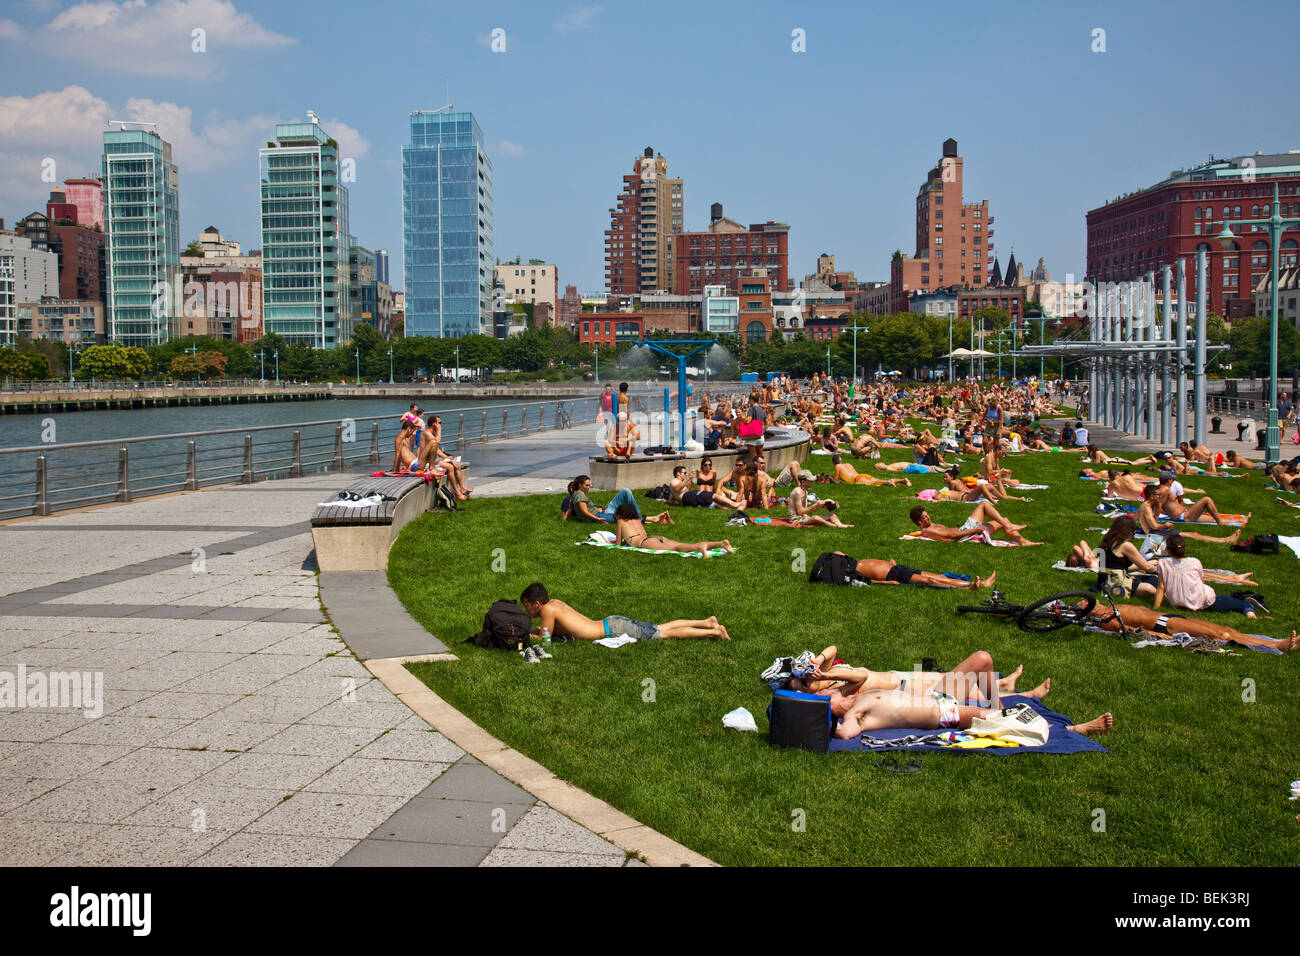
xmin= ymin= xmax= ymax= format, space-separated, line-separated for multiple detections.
xmin=388 ymin=346 xmax=394 ymax=384
xmin=826 ymin=345 xmax=831 ymax=380
xmin=453 ymin=345 xmax=461 ymax=382
xmin=593 ymin=344 xmax=599 ymax=383
xmin=1216 ymin=181 xmax=1300 ymax=464
xmin=354 ymin=347 xmax=360 ymax=386
xmin=274 ymin=349 xmax=279 ymax=386
xmin=68 ymin=343 xmax=79 ymax=385
xmin=254 ymin=349 xmax=265 ymax=383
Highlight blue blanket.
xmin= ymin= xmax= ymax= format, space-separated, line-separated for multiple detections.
xmin=828 ymin=694 xmax=1108 ymax=755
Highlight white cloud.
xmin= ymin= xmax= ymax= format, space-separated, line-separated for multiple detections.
xmin=0 ymin=87 xmax=371 ymax=218
xmin=494 ymin=140 xmax=526 ymax=158
xmin=0 ymin=19 xmax=22 ymax=40
xmin=553 ymin=5 xmax=602 ymax=32
xmin=16 ymin=0 xmax=295 ymax=77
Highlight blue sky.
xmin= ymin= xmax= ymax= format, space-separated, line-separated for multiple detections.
xmin=2 ymin=0 xmax=1298 ymax=295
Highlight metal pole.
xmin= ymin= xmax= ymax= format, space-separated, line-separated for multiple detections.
xmin=1194 ymin=248 xmax=1208 ymax=446
xmin=1267 ymin=182 xmax=1282 ymax=463
xmin=457 ymin=412 xmax=465 ymax=454
xmin=1133 ymin=281 xmax=1145 ymax=436
xmin=35 ymin=454 xmax=48 ymax=516
xmin=481 ymin=410 xmax=488 ymax=443
xmin=1176 ymin=259 xmax=1188 ymax=445
xmin=1111 ymin=285 xmax=1121 ymax=429
xmin=293 ymin=430 xmax=303 ymax=476
xmin=948 ymin=315 xmax=953 ymax=383
xmin=368 ymin=422 xmax=378 ymax=465
xmin=117 ymin=446 xmax=130 ymax=502
xmin=1146 ymin=271 xmax=1157 ymax=440
xmin=186 ymin=440 xmax=197 ymax=490
xmin=332 ymin=424 xmax=343 ymax=470
xmin=1170 ymin=265 xmax=1180 ymax=444
xmin=242 ymin=434 xmax=254 ymax=483
xmin=1089 ymin=278 xmax=1098 ymax=422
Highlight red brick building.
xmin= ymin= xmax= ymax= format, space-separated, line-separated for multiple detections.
xmin=890 ymin=138 xmax=995 ymax=312
xmin=956 ymin=287 xmax=1025 ymax=322
xmin=674 ymin=203 xmax=790 ymax=295
xmin=604 ymin=147 xmax=683 ymax=296
xmin=1086 ymin=152 xmax=1300 ymax=317
xmin=578 ymin=313 xmax=643 ymax=346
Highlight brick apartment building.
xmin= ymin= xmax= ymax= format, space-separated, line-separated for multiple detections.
xmin=604 ymin=147 xmax=683 ymax=296
xmin=890 ymin=138 xmax=995 ymax=312
xmin=673 ymin=203 xmax=790 ymax=295
xmin=577 ymin=312 xmax=643 ymax=347
xmin=1086 ymin=150 xmax=1300 ymax=318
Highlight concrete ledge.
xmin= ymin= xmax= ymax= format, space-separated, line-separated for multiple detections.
xmin=588 ymin=426 xmax=810 ymax=491
xmin=365 ymin=655 xmax=717 ymax=868
xmin=311 ymin=481 xmax=433 ymax=571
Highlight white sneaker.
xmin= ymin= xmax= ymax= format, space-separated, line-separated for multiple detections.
xmin=520 ymin=646 xmax=540 ymax=663
xmin=534 ymin=644 xmax=553 ymax=660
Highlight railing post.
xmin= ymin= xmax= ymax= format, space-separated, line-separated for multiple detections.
xmin=242 ymin=434 xmax=254 ymax=484
xmin=369 ymin=422 xmax=379 ymax=465
xmin=333 ymin=424 xmax=344 ymax=470
xmin=117 ymin=446 xmax=131 ymax=502
xmin=35 ymin=454 xmax=48 ymax=516
xmin=186 ymin=440 xmax=197 ymax=490
xmin=481 ymin=411 xmax=487 ymax=443
xmin=457 ymin=413 xmax=465 ymax=455
xmin=292 ymin=430 xmax=303 ymax=477
xmin=502 ymin=408 xmax=508 ymax=440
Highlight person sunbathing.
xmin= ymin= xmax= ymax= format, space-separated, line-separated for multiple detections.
xmin=827 ymin=553 xmax=997 ymax=590
xmin=789 ymin=471 xmax=851 ymax=527
xmin=1133 ymin=485 xmax=1240 ymax=546
xmin=1179 ymin=441 xmax=1216 ymax=466
xmin=418 ymin=415 xmax=472 ymax=498
xmin=393 ymin=420 xmax=419 ymax=472
xmin=875 ymin=460 xmax=944 ymax=475
xmin=613 ymin=503 xmax=734 ymax=557
xmin=833 ymin=454 xmax=910 ymax=487
xmin=1079 ymin=600 xmax=1300 ymax=653
xmin=519 ymin=581 xmax=730 ymax=641
xmin=1104 ymin=469 xmax=1152 ymax=501
xmin=1156 ymin=482 xmax=1227 ymax=526
xmin=563 ymin=476 xmax=673 ymax=525
xmin=909 ymin=504 xmax=1042 ymax=546
xmin=850 ymin=433 xmax=880 ymax=458
xmin=1225 ymin=450 xmax=1265 ymax=470
xmin=668 ymin=466 xmax=745 ymax=511
xmin=1153 ymin=533 xmax=1260 ymax=618
xmin=790 ymin=648 xmax=1031 ymax=702
xmin=1081 ymin=444 xmax=1157 ymax=466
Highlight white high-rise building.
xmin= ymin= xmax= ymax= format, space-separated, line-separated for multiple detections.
xmin=0 ymin=234 xmax=59 ymax=346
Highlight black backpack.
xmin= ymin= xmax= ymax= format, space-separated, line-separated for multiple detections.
xmin=809 ymin=551 xmax=868 ymax=586
xmin=1231 ymin=533 xmax=1280 ymax=555
xmin=432 ymin=476 xmax=458 ymax=511
xmin=645 ymin=484 xmax=671 ymax=501
xmin=466 ymin=599 xmax=533 ymax=649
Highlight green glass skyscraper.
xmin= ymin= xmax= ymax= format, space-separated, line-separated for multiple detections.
xmin=260 ymin=118 xmax=351 ymax=348
xmin=102 ymin=124 xmax=180 ymax=345
xmin=402 ymin=109 xmax=493 ymax=337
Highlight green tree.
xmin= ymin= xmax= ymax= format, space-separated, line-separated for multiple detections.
xmin=184 ymin=240 xmax=204 ymax=257
xmin=78 ymin=344 xmax=151 ymax=381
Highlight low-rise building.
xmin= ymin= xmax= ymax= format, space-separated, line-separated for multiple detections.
xmin=495 ymin=260 xmax=559 ymax=323
xmin=577 ymin=312 xmax=642 ymax=346
xmin=16 ymin=297 xmax=104 ymax=345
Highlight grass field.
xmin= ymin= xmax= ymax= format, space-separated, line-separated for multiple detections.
xmin=390 ymin=436 xmax=1300 ymax=866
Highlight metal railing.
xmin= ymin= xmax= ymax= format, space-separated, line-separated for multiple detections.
xmin=0 ymin=396 xmax=597 ymax=520
xmin=0 ymin=378 xmax=324 ymax=393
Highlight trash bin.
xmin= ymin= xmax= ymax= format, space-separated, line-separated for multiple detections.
xmin=1211 ymin=416 xmax=1222 ymax=433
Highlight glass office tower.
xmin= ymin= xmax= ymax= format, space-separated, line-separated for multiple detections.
xmin=260 ymin=120 xmax=351 ymax=348
xmin=402 ymin=110 xmax=493 ymax=337
xmin=102 ymin=125 xmax=180 ymax=345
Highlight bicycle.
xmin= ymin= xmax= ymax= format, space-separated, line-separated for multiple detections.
xmin=554 ymin=402 xmax=573 ymax=430
xmin=956 ymin=583 xmax=1128 ymax=638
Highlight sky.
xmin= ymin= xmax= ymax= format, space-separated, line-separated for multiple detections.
xmin=2 ymin=0 xmax=1299 ymax=296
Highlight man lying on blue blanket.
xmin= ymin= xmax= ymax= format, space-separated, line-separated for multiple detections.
xmin=787 ymin=646 xmax=1115 ymax=740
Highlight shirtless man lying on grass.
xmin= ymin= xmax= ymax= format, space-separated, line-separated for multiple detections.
xmin=909 ymin=504 xmax=1042 ymax=546
xmin=1078 ymin=600 xmax=1300 ymax=654
xmin=827 ymin=552 xmax=997 ymax=590
xmin=833 ymin=454 xmax=910 ymax=487
xmin=787 ymin=647 xmax=1112 ymax=738
xmin=519 ymin=581 xmax=730 ymax=640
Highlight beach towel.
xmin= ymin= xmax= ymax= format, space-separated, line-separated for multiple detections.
xmin=751 ymin=516 xmax=824 ymax=528
xmin=901 ymin=530 xmax=1018 ymax=547
xmin=914 ymin=488 xmax=988 ymax=503
xmin=575 ymin=539 xmax=732 ymax=557
xmin=370 ymin=470 xmax=436 ymax=482
xmin=1158 ymin=512 xmax=1250 ymax=528
xmin=828 ymin=695 xmax=1107 ymax=754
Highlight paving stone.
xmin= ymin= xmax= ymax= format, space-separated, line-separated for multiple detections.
xmin=251 ymin=722 xmax=384 ymax=759
xmin=0 ymin=820 xmax=103 ymax=866
xmin=304 ymin=757 xmax=452 ymax=797
xmin=169 ymin=671 xmax=282 ymax=696
xmin=192 ymin=832 xmax=357 ymax=867
xmin=199 ymin=752 xmax=336 ymax=791
xmin=152 ymin=716 xmax=291 ymax=752
xmin=4 ymin=778 xmax=177 ymax=824
xmin=369 ymin=796 xmax=529 ymax=846
xmin=52 ymin=823 xmax=228 ymax=866
xmin=480 ymin=847 xmax=627 ymax=867
xmin=115 ymin=691 xmax=243 ymax=720
xmin=334 ymin=838 xmax=490 ymax=867
xmin=122 ymin=781 xmax=289 ymax=833
xmin=498 ymin=805 xmax=626 ymax=856
xmin=0 ymin=741 xmax=135 ymax=780
xmin=0 ymin=712 xmax=111 ymax=743
xmin=415 ymin=760 xmax=535 ymax=806
xmin=299 ymin=698 xmax=412 ymax=729
xmin=243 ymin=790 xmax=409 ymax=839
xmin=54 ymin=715 xmax=192 ymax=747
xmin=210 ymin=695 xmax=327 ymax=724
xmin=354 ymin=730 xmax=465 ymax=763
xmin=85 ymin=747 xmax=235 ymax=789
xmin=0 ymin=776 xmax=68 ymax=814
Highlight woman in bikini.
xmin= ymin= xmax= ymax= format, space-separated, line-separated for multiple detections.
xmin=612 ymin=504 xmax=734 ymax=558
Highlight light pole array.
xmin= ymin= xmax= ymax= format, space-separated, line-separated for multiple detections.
xmin=1215 ymin=181 xmax=1300 ymax=464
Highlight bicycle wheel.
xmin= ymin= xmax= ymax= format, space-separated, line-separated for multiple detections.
xmin=1016 ymin=591 xmax=1097 ymax=632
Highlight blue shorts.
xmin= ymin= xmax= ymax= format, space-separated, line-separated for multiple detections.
xmin=904 ymin=463 xmax=929 ymax=474
xmin=603 ymin=616 xmax=661 ymax=640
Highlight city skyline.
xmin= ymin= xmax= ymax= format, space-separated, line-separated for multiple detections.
xmin=1 ymin=0 xmax=1298 ymax=300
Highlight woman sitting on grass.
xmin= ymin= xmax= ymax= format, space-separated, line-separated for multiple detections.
xmin=612 ymin=503 xmax=734 ymax=557
xmin=1065 ymin=514 xmax=1159 ymax=598
xmin=1154 ymin=533 xmax=1261 ymax=619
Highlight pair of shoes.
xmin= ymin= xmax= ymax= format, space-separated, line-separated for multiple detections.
xmin=534 ymin=644 xmax=554 ymax=660
xmin=875 ymin=757 xmax=923 ymax=773
xmin=520 ymin=645 xmax=540 ymax=664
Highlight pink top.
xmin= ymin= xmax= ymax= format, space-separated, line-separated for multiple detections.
xmin=1157 ymin=557 xmax=1216 ymax=611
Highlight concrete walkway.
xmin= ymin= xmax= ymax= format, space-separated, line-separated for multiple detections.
xmin=0 ymin=421 xmax=703 ymax=866
xmin=1053 ymin=400 xmax=1289 ymax=460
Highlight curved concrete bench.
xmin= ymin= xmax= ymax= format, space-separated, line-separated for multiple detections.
xmin=588 ymin=426 xmax=811 ymax=491
xmin=311 ymin=475 xmax=435 ymax=572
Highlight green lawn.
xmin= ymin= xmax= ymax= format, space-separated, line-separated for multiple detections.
xmin=390 ymin=438 xmax=1299 ymax=866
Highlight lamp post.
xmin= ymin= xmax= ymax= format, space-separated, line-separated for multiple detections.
xmin=826 ymin=345 xmax=831 ymax=380
xmin=274 ymin=349 xmax=279 ymax=386
xmin=185 ymin=344 xmax=199 ymax=384
xmin=354 ymin=347 xmax=360 ymax=386
xmin=593 ymin=344 xmax=599 ymax=383
xmin=388 ymin=346 xmax=394 ymax=384
xmin=846 ymin=321 xmax=868 ymax=389
xmin=254 ymin=349 xmax=265 ymax=383
xmin=68 ymin=343 xmax=79 ymax=385
xmin=1216 ymin=182 xmax=1300 ymax=464
xmin=453 ymin=345 xmax=461 ymax=382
